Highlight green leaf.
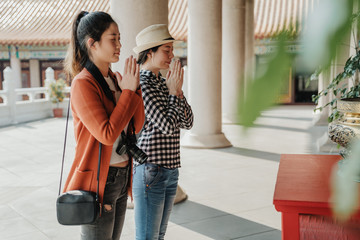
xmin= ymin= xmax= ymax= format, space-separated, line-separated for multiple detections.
xmin=238 ymin=33 xmax=293 ymax=127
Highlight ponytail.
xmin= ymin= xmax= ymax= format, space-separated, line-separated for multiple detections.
xmin=64 ymin=11 xmax=116 ymax=78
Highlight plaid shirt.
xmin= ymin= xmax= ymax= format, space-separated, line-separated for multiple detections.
xmin=137 ymin=70 xmax=194 ymax=169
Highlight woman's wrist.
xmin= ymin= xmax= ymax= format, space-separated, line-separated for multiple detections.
xmin=178 ymin=91 xmax=184 ymax=99
xmin=169 ymin=90 xmax=178 ymax=96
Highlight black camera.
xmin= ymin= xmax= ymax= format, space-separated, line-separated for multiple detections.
xmin=116 ymin=132 xmax=148 ymax=164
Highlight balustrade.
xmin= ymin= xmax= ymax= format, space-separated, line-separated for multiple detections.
xmin=0 ymin=67 xmax=70 ymax=126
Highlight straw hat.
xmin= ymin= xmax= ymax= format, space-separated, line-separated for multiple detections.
xmin=133 ymin=24 xmax=177 ymax=54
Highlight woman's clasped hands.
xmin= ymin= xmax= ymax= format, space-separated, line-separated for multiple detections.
xmin=115 ymin=55 xmax=140 ymax=92
xmin=166 ymin=60 xmax=184 ymax=97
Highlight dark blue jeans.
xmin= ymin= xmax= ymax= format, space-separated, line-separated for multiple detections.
xmin=133 ymin=163 xmax=179 ymax=240
xmin=80 ymin=166 xmax=129 ymax=240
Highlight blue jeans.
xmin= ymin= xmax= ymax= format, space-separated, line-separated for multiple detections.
xmin=133 ymin=163 xmax=179 ymax=240
xmin=80 ymin=166 xmax=129 ymax=240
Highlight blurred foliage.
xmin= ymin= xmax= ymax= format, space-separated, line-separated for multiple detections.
xmin=332 ymin=139 xmax=360 ymax=221
xmin=238 ymin=0 xmax=360 ymax=221
xmin=239 ymin=33 xmax=294 ymax=127
xmin=239 ymin=0 xmax=354 ymax=127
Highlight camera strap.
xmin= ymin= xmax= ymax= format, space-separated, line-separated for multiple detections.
xmin=85 ymin=60 xmax=116 ymax=105
xmin=120 ymin=118 xmax=135 ymax=140
xmin=121 ymin=130 xmax=126 ymax=139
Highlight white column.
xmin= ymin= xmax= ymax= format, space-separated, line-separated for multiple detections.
xmin=44 ymin=67 xmax=55 ymax=101
xmin=244 ymin=0 xmax=255 ymax=91
xmin=10 ymin=47 xmax=21 ymax=90
xmin=313 ymin=70 xmax=331 ymax=126
xmin=316 ymin=33 xmax=352 ymax=152
xmin=316 ymin=62 xmax=340 ymax=153
xmin=45 ymin=67 xmax=55 ymax=85
xmin=222 ymin=0 xmax=245 ymax=124
xmin=3 ymin=67 xmax=16 ymax=124
xmin=182 ymin=65 xmax=189 ymax=100
xmin=110 ymin=0 xmax=168 ymax=72
xmin=182 ymin=0 xmax=231 ymax=148
xmin=29 ymin=59 xmax=40 ymax=88
xmin=348 ymin=0 xmax=360 ymax=89
xmin=316 ymin=32 xmax=351 ymax=126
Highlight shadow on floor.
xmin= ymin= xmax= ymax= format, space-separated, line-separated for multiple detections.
xmin=252 ymin=123 xmax=309 ymax=133
xmin=213 ymin=147 xmax=281 ymax=162
xmin=170 ymin=200 xmax=281 ymax=240
xmin=259 ymin=114 xmax=313 ymax=122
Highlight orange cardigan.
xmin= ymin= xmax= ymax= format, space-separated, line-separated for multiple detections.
xmin=63 ymin=67 xmax=145 ymax=204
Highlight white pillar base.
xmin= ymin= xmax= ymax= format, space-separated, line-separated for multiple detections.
xmin=316 ymin=131 xmax=339 ymax=153
xmin=312 ymin=112 xmax=329 ymax=126
xmin=181 ymin=132 xmax=232 ymax=149
xmin=222 ymin=113 xmax=240 ymax=124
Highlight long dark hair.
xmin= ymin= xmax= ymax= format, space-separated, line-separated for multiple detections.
xmin=64 ymin=11 xmax=116 ymax=78
xmin=136 ymin=46 xmax=160 ymax=65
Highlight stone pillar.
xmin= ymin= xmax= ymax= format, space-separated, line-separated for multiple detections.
xmin=45 ymin=67 xmax=55 ymax=83
xmin=182 ymin=0 xmax=231 ymax=148
xmin=45 ymin=67 xmax=55 ymax=101
xmin=9 ymin=47 xmax=21 ymax=90
xmin=348 ymin=2 xmax=360 ymax=89
xmin=110 ymin=0 xmax=168 ymax=72
xmin=29 ymin=59 xmax=40 ymax=88
xmin=313 ymin=70 xmax=331 ymax=126
xmin=221 ymin=0 xmax=245 ymax=124
xmin=316 ymin=68 xmax=340 ymax=152
xmin=3 ymin=67 xmax=16 ymax=124
xmin=244 ymin=0 xmax=255 ymax=91
xmin=182 ymin=65 xmax=189 ymax=100
xmin=316 ymin=32 xmax=352 ymax=152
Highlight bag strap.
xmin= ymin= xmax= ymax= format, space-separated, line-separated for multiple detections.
xmin=96 ymin=142 xmax=101 ymax=202
xmin=58 ymin=96 xmax=102 ymax=202
xmin=58 ymin=98 xmax=71 ymax=196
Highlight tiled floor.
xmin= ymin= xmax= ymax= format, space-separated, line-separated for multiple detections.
xmin=0 ymin=105 xmax=332 ymax=239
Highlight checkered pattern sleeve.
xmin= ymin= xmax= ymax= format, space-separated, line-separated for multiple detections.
xmin=178 ymin=97 xmax=194 ymax=129
xmin=137 ymin=70 xmax=185 ymax=168
xmin=140 ymin=80 xmax=180 ymax=135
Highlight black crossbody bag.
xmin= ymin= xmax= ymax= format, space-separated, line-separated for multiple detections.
xmin=56 ymin=99 xmax=102 ymax=225
xmin=56 ymin=60 xmax=123 ymax=225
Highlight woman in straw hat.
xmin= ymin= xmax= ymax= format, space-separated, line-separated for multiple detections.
xmin=132 ymin=24 xmax=194 ymax=239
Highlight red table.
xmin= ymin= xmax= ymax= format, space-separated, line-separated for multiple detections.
xmin=273 ymin=154 xmax=360 ymax=240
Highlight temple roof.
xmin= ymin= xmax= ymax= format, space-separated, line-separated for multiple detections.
xmin=0 ymin=0 xmax=109 ymax=46
xmin=254 ymin=0 xmax=318 ymax=39
xmin=0 ymin=0 xmax=316 ymax=46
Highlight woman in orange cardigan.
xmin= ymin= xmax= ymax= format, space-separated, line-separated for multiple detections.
xmin=63 ymin=11 xmax=144 ymax=240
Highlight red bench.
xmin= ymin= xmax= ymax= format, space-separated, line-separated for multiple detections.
xmin=273 ymin=154 xmax=360 ymax=240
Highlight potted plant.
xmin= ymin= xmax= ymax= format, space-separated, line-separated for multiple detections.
xmin=312 ymin=34 xmax=360 ymax=165
xmin=312 ymin=47 xmax=360 ymax=123
xmin=49 ymin=78 xmax=67 ymax=117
